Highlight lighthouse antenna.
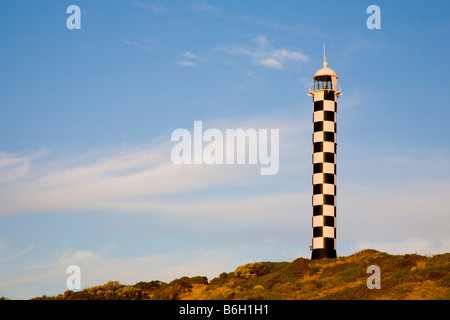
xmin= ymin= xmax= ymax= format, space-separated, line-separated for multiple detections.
xmin=323 ymin=43 xmax=327 ymax=68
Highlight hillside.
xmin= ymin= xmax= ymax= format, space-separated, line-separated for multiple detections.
xmin=32 ymin=249 xmax=449 ymax=300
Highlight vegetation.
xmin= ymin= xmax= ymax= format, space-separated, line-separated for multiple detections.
xmin=31 ymin=249 xmax=449 ymax=300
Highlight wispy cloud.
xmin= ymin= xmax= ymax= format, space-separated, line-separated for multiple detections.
xmin=181 ymin=51 xmax=197 ymax=59
xmin=132 ymin=1 xmax=166 ymax=14
xmin=215 ymin=35 xmax=308 ymax=70
xmin=176 ymin=60 xmax=198 ymax=67
xmin=0 ymin=114 xmax=309 ymax=217
xmin=190 ymin=3 xmax=224 ymax=17
xmin=271 ymin=49 xmax=308 ymax=61
xmin=192 ymin=3 xmax=326 ymax=37
xmin=257 ymin=58 xmax=282 ymax=69
xmin=177 ymin=51 xmax=206 ymax=67
xmin=0 ymin=150 xmax=48 ymax=185
xmin=59 ymin=250 xmax=96 ymax=266
xmin=0 ymin=240 xmax=34 ymax=264
xmin=123 ymin=39 xmax=164 ymax=53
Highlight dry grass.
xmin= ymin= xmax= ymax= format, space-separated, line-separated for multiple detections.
xmin=31 ymin=249 xmax=450 ymax=300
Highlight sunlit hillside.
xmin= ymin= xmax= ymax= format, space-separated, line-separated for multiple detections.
xmin=30 ymin=249 xmax=450 ymax=300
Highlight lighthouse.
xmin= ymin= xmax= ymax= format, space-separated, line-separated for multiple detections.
xmin=308 ymin=45 xmax=341 ymax=260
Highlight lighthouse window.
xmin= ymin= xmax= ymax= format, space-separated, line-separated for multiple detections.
xmin=316 ymin=76 xmax=332 ymax=82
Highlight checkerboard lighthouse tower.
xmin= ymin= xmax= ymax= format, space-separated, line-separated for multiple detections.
xmin=308 ymin=45 xmax=341 ymax=259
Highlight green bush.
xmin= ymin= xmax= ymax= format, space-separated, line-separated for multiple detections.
xmin=133 ymin=280 xmax=165 ymax=291
xmin=209 ymin=272 xmax=233 ymax=286
xmin=190 ymin=276 xmax=209 ymax=285
xmin=234 ymin=262 xmax=265 ymax=279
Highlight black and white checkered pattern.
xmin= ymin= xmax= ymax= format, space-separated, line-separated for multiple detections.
xmin=310 ymin=88 xmax=339 ymax=259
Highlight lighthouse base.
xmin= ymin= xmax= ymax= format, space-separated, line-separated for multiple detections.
xmin=311 ymin=248 xmax=337 ymax=260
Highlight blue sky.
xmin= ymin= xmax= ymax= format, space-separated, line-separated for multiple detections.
xmin=1 ymin=0 xmax=449 ymax=299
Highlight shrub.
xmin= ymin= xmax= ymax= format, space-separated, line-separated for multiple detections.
xmin=103 ymin=280 xmax=123 ymax=291
xmin=190 ymin=276 xmax=208 ymax=285
xmin=234 ymin=262 xmax=265 ymax=279
xmin=169 ymin=277 xmax=193 ymax=291
xmin=133 ymin=280 xmax=165 ymax=291
xmin=210 ymin=272 xmax=232 ymax=286
xmin=116 ymin=286 xmax=143 ymax=300
xmin=221 ymin=288 xmax=235 ymax=299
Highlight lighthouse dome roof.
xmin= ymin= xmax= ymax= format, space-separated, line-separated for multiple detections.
xmin=314 ymin=66 xmax=337 ymax=78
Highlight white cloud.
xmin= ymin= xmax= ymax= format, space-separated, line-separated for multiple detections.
xmin=176 ymin=60 xmax=198 ymax=67
xmin=178 ymin=51 xmax=208 ymax=67
xmin=0 ymin=240 xmax=34 ymax=264
xmin=0 ymin=153 xmax=30 ymax=184
xmin=123 ymin=39 xmax=164 ymax=53
xmin=192 ymin=4 xmax=326 ymax=37
xmin=59 ymin=250 xmax=95 ymax=266
xmin=192 ymin=3 xmax=222 ymax=13
xmin=181 ymin=51 xmax=197 ymax=59
xmin=254 ymin=35 xmax=269 ymax=46
xmin=271 ymin=49 xmax=308 ymax=61
xmin=0 ymin=114 xmax=309 ymax=217
xmin=257 ymin=58 xmax=282 ymax=69
xmin=215 ymin=36 xmax=308 ymax=70
xmin=0 ymin=150 xmax=48 ymax=184
xmin=132 ymin=1 xmax=166 ymax=14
